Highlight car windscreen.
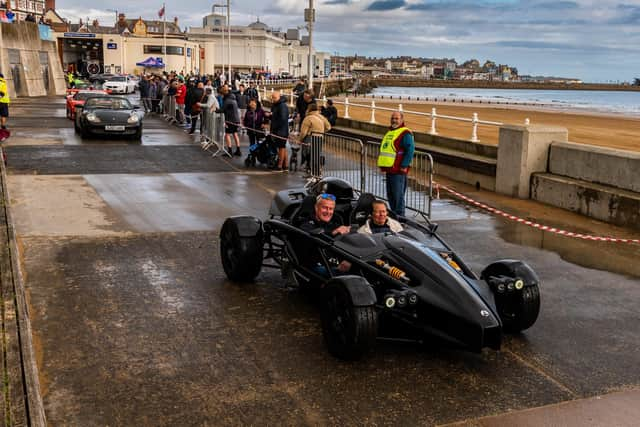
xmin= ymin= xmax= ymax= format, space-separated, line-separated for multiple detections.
xmin=84 ymin=97 xmax=132 ymax=110
xmin=74 ymin=92 xmax=98 ymax=101
xmin=108 ymin=77 xmax=126 ymax=82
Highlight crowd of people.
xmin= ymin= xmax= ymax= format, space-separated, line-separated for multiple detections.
xmin=136 ymin=70 xmax=414 ymax=214
xmin=138 ymin=71 xmax=343 ymax=171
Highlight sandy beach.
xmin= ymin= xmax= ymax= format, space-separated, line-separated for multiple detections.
xmin=333 ymin=97 xmax=640 ymax=152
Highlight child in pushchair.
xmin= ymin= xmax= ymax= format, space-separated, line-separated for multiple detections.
xmin=244 ymin=135 xmax=278 ymax=168
xmin=244 ymin=116 xmax=278 ymax=169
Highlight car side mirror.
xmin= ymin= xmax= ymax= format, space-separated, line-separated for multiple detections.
xmin=428 ymin=223 xmax=438 ymax=234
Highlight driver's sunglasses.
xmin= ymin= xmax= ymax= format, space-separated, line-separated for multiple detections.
xmin=318 ymin=193 xmax=336 ymax=202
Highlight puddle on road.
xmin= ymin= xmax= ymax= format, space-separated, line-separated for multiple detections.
xmin=496 ymin=220 xmax=640 ymax=278
xmin=430 ymin=196 xmax=640 ymax=278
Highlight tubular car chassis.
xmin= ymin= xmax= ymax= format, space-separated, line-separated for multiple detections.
xmin=220 ymin=178 xmax=540 ymax=360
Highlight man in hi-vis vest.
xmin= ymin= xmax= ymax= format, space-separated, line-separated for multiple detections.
xmin=377 ymin=111 xmax=415 ymax=216
xmin=0 ymin=73 xmax=10 ymax=131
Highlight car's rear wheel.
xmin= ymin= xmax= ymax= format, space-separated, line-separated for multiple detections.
xmin=321 ymin=280 xmax=377 ymax=360
xmin=220 ymin=217 xmax=263 ymax=282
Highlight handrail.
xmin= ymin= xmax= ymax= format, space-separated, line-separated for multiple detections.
xmin=285 ymin=91 xmax=525 ymax=143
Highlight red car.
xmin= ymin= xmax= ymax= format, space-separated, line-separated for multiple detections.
xmin=65 ymin=90 xmax=110 ymax=120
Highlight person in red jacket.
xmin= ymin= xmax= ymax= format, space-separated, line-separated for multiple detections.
xmin=175 ymin=79 xmax=187 ymax=124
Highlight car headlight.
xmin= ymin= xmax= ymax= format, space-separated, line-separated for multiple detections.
xmin=384 ymin=296 xmax=396 ymax=309
xmin=127 ymin=114 xmax=139 ymax=124
xmin=86 ymin=113 xmax=100 ymax=123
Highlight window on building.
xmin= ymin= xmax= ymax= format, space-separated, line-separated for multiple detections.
xmin=143 ymin=45 xmax=184 ymax=55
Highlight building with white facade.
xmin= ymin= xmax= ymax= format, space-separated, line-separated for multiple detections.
xmin=188 ymin=9 xmax=331 ymax=78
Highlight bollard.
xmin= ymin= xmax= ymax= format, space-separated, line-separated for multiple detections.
xmin=263 ymin=86 xmax=267 ymax=99
xmin=471 ymin=112 xmax=479 ymax=142
xmin=524 ymin=118 xmax=530 ymax=125
xmin=430 ymin=107 xmax=438 ymax=135
xmin=370 ymin=100 xmax=376 ymax=123
xmin=322 ymin=96 xmax=327 ymax=107
xmin=398 ymin=103 xmax=403 ymax=113
xmin=290 ymin=90 xmax=295 ymax=108
xmin=344 ymin=97 xmax=351 ymax=119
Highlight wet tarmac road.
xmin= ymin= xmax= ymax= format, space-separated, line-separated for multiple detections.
xmin=3 ymin=97 xmax=640 ymax=425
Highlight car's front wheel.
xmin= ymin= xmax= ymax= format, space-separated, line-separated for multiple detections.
xmin=321 ymin=278 xmax=377 ymax=360
xmin=495 ymin=284 xmax=540 ymax=333
xmin=220 ymin=216 xmax=263 ymax=282
xmin=482 ymin=260 xmax=541 ymax=333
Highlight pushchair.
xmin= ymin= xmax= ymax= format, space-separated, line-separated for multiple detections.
xmin=244 ymin=134 xmax=278 ymax=169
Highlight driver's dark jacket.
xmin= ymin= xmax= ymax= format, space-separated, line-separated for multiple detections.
xmin=299 ymin=216 xmax=342 ymax=237
xmin=298 ymin=216 xmax=343 ymax=266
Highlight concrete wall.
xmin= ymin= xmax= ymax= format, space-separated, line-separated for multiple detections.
xmin=0 ymin=21 xmax=66 ymax=97
xmin=530 ymin=141 xmax=640 ymax=230
xmin=532 ymin=173 xmax=640 ymax=231
xmin=549 ymin=142 xmax=640 ymax=193
xmin=496 ymin=125 xmax=568 ymax=198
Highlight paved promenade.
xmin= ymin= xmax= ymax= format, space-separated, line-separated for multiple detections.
xmin=0 ymin=96 xmax=639 ymax=426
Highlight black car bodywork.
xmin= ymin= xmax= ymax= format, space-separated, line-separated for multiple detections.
xmin=220 ymin=178 xmax=540 ymax=360
xmin=75 ymin=95 xmax=143 ymax=140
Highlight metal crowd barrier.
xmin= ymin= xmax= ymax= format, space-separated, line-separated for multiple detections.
xmin=200 ymin=109 xmax=230 ymax=157
xmin=306 ymin=133 xmax=434 ymax=218
xmin=163 ymin=95 xmax=177 ymax=124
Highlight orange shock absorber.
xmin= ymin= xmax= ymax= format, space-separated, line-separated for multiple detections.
xmin=375 ymin=259 xmax=410 ymax=284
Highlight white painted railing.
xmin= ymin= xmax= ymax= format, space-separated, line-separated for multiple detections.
xmin=331 ymin=96 xmax=525 ymax=143
xmin=260 ymin=89 xmax=528 ymax=143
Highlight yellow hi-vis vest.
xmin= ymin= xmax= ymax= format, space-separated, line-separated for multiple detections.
xmin=0 ymin=78 xmax=9 ymax=104
xmin=377 ymin=126 xmax=409 ymax=167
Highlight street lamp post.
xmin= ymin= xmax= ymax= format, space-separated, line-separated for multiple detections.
xmin=227 ymin=0 xmax=231 ymax=82
xmin=213 ymin=4 xmax=226 ymax=79
xmin=213 ymin=2 xmax=231 ymax=83
xmin=305 ymin=0 xmax=315 ymax=88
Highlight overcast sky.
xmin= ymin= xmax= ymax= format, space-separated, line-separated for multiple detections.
xmin=57 ymin=0 xmax=640 ymax=82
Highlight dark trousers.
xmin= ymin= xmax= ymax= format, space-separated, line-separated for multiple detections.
xmin=386 ymin=173 xmax=407 ymax=216
xmin=190 ymin=113 xmax=201 ymax=133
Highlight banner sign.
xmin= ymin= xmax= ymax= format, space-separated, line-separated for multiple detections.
xmin=63 ymin=33 xmax=96 ymax=38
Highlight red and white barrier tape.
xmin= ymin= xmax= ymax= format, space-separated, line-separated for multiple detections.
xmin=436 ymin=183 xmax=640 ymax=244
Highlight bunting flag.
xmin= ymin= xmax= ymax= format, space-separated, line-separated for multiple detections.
xmin=158 ymin=5 xmax=165 ymax=18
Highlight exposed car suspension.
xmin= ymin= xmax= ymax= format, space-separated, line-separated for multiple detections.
xmin=375 ymin=259 xmax=410 ymax=285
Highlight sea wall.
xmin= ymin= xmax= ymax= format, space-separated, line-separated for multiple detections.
xmin=0 ymin=21 xmax=66 ymax=97
xmin=531 ymin=142 xmax=640 ymax=230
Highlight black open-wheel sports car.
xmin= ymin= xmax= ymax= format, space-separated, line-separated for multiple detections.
xmin=220 ymin=178 xmax=540 ymax=360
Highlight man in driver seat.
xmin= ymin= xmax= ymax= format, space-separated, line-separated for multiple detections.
xmin=300 ymin=193 xmax=351 ymax=274
xmin=358 ymin=200 xmax=403 ymax=234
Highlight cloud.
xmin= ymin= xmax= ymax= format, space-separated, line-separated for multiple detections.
xmin=53 ymin=0 xmax=640 ymax=81
xmin=366 ymin=0 xmax=407 ymax=11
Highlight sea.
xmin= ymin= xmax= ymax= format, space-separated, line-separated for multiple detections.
xmin=370 ymin=86 xmax=640 ymax=117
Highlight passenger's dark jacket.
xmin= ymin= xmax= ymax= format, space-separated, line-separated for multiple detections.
xmin=270 ymin=96 xmax=290 ymax=138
